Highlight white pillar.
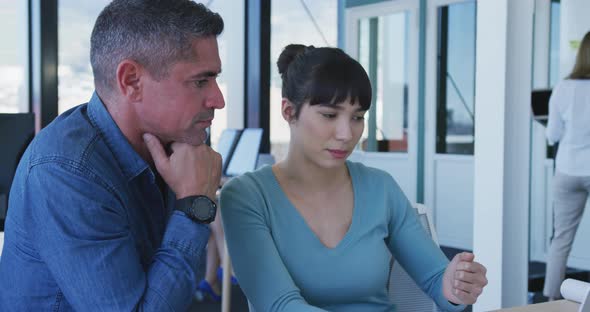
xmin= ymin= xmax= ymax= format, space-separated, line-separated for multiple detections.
xmin=472 ymin=0 xmax=533 ymax=311
xmin=529 ymin=0 xmax=551 ymax=265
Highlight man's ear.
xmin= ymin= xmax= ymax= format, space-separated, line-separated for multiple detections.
xmin=281 ymin=98 xmax=296 ymax=123
xmin=116 ymin=60 xmax=144 ymax=102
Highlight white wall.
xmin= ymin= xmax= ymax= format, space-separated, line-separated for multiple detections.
xmin=433 ymin=157 xmax=473 ymax=249
xmin=559 ymin=0 xmax=590 ymax=78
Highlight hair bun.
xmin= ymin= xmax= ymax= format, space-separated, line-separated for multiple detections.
xmin=277 ymin=44 xmax=309 ymax=76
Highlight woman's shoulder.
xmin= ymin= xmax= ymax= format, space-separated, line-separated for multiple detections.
xmin=222 ymin=165 xmax=273 ymax=194
xmin=557 ymin=78 xmax=590 ymax=89
xmin=550 ymin=79 xmax=590 ymax=103
xmin=347 ymin=160 xmax=396 ymax=184
xmin=347 ymin=160 xmax=403 ymax=198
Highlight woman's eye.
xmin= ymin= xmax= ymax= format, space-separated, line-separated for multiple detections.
xmin=321 ymin=113 xmax=336 ymax=119
xmin=353 ymin=116 xmax=365 ymax=121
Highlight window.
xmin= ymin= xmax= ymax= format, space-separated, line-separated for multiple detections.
xmin=270 ymin=0 xmax=338 ymax=162
xmin=357 ymin=12 xmax=410 ymax=153
xmin=58 ymin=0 xmax=110 ymax=114
xmin=207 ymin=0 xmax=244 ymax=150
xmin=0 ymin=2 xmax=28 ymax=113
xmin=435 ymin=2 xmax=476 ymax=155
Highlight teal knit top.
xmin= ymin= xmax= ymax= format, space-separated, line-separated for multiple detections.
xmin=220 ymin=161 xmax=465 ymax=312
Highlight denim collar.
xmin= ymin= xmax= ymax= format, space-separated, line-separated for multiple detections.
xmin=87 ymin=92 xmax=150 ymax=182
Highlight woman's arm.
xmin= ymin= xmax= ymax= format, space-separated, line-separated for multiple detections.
xmin=384 ymin=175 xmax=468 ymax=312
xmin=546 ymin=82 xmax=566 ymax=145
xmin=220 ymin=176 xmax=327 ymax=312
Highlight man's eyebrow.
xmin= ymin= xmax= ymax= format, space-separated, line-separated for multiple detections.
xmin=190 ymin=70 xmax=221 ymax=79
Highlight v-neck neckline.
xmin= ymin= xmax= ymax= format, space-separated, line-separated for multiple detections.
xmin=266 ymin=161 xmax=359 ymax=251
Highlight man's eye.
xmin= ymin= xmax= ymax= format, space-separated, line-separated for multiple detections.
xmin=194 ymin=80 xmax=208 ymax=88
xmin=353 ymin=116 xmax=365 ymax=121
xmin=321 ymin=113 xmax=336 ymax=119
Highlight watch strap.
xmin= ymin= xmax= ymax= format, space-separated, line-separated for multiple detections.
xmin=175 ymin=195 xmax=216 ymax=224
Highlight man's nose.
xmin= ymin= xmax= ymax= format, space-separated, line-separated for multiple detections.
xmin=206 ymin=82 xmax=225 ymax=109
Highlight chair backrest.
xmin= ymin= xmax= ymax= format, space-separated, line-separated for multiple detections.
xmin=225 ymin=128 xmax=263 ymax=177
xmin=256 ymin=153 xmax=276 ymax=169
xmin=387 ymin=203 xmax=441 ymax=312
xmin=0 ymin=113 xmax=35 ymax=231
xmin=215 ymin=128 xmax=241 ymax=175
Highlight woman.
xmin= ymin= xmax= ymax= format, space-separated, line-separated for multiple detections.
xmin=544 ymin=31 xmax=590 ymax=300
xmin=221 ymin=44 xmax=487 ymax=311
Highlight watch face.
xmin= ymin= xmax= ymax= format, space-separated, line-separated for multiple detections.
xmin=191 ymin=196 xmax=216 ymax=221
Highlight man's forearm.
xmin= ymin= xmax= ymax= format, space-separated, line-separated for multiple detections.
xmin=141 ymin=211 xmax=210 ymax=311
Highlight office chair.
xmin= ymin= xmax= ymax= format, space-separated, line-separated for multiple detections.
xmin=0 ymin=113 xmax=35 ymax=231
xmin=387 ymin=203 xmax=442 ymax=312
xmin=255 ymin=153 xmax=275 ymax=169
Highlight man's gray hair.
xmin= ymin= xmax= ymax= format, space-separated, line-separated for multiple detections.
xmin=90 ymin=0 xmax=224 ymax=93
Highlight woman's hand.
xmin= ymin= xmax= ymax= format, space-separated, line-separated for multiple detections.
xmin=442 ymin=252 xmax=488 ymax=305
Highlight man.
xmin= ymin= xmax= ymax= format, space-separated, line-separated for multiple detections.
xmin=0 ymin=1 xmax=225 ymax=310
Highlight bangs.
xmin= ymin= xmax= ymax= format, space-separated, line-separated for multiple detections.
xmin=307 ymin=58 xmax=372 ymax=110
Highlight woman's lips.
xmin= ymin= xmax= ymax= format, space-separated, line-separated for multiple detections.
xmin=327 ymin=149 xmax=348 ymax=159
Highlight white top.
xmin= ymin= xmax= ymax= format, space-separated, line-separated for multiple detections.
xmin=546 ymin=79 xmax=590 ymax=176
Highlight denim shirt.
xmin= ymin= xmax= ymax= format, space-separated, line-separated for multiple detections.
xmin=0 ymin=93 xmax=210 ymax=311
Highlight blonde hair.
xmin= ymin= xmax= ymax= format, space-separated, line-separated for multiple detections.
xmin=569 ymin=31 xmax=590 ymax=79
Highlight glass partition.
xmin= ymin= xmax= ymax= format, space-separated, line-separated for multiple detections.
xmin=0 ymin=2 xmax=29 ymax=113
xmin=357 ymin=12 xmax=410 ymax=153
xmin=435 ymin=2 xmax=476 ymax=155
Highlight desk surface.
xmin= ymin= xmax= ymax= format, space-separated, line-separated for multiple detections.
xmin=491 ymin=300 xmax=579 ymax=312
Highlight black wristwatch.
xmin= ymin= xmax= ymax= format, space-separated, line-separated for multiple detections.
xmin=175 ymin=195 xmax=217 ymax=224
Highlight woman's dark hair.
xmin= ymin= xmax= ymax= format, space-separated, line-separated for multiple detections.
xmin=569 ymin=31 xmax=590 ymax=79
xmin=277 ymin=44 xmax=372 ymax=118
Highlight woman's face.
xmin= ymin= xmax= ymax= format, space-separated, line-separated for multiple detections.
xmin=288 ymin=99 xmax=367 ymax=169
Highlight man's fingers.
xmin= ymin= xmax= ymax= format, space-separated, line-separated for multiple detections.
xmin=143 ymin=133 xmax=169 ymax=173
xmin=169 ymin=141 xmax=181 ymax=154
